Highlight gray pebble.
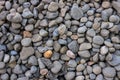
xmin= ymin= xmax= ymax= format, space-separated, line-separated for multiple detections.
xmin=28 ymin=56 xmax=37 ymax=65
xmin=75 ymin=76 xmax=84 ymax=80
xmin=46 ymin=11 xmax=58 ymax=19
xmin=96 ymin=74 xmax=103 ymax=80
xmin=77 ymin=26 xmax=87 ymax=33
xmin=0 ymin=62 xmax=5 ymax=69
xmin=87 ymin=29 xmax=96 ymax=37
xmin=21 ymin=38 xmax=31 ymax=47
xmin=93 ymin=36 xmax=104 ymax=45
xmin=68 ymin=41 xmax=79 ymax=53
xmin=58 ymin=39 xmax=67 ymax=45
xmin=30 ymin=66 xmax=37 ymax=73
xmin=67 ymin=60 xmax=77 ymax=68
xmin=79 ymin=43 xmax=92 ymax=50
xmin=65 ymin=72 xmax=75 ymax=80
xmin=71 ymin=4 xmax=83 ymax=20
xmin=1 ymin=73 xmax=9 ymax=80
xmin=102 ymin=67 xmax=116 ymax=78
xmin=51 ymin=61 xmax=62 ymax=74
xmin=39 ymin=29 xmax=48 ymax=37
xmin=78 ymin=50 xmax=90 ymax=58
xmin=22 ymin=8 xmax=33 ymax=18
xmin=76 ymin=64 xmax=85 ymax=71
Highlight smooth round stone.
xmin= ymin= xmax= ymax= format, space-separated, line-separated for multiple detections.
xmin=30 ymin=66 xmax=37 ymax=73
xmin=58 ymin=24 xmax=66 ymax=35
xmin=100 ymin=46 xmax=108 ymax=55
xmin=21 ymin=38 xmax=31 ymax=46
xmin=102 ymin=67 xmax=116 ymax=78
xmin=65 ymin=72 xmax=75 ymax=80
xmin=77 ymin=26 xmax=87 ymax=33
xmin=100 ymin=29 xmax=109 ymax=37
xmin=96 ymin=74 xmax=103 ymax=80
xmin=48 ymin=2 xmax=59 ymax=11
xmin=78 ymin=50 xmax=90 ymax=58
xmin=76 ymin=64 xmax=85 ymax=71
xmin=30 ymin=0 xmax=39 ymax=5
xmin=93 ymin=65 xmax=101 ymax=74
xmin=86 ymin=21 xmax=92 ymax=27
xmin=80 ymin=17 xmax=88 ymax=22
xmin=87 ymin=29 xmax=96 ymax=37
xmin=87 ymin=10 xmax=94 ymax=16
xmin=51 ymin=61 xmax=62 ymax=74
xmin=25 ymin=24 xmax=34 ymax=31
xmin=89 ymin=73 xmax=96 ymax=80
xmin=10 ymin=50 xmax=18 ymax=55
xmin=71 ymin=4 xmax=83 ymax=20
xmin=5 ymin=1 xmax=11 ymax=10
xmin=0 ymin=62 xmax=5 ymax=69
xmin=109 ymin=15 xmax=119 ymax=23
xmin=79 ymin=43 xmax=92 ymax=50
xmin=102 ymin=1 xmax=110 ymax=8
xmin=93 ymin=36 xmax=104 ymax=45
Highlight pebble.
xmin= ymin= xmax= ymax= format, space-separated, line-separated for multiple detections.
xmin=102 ymin=67 xmax=116 ymax=78
xmin=68 ymin=41 xmax=79 ymax=53
xmin=25 ymin=24 xmax=34 ymax=31
xmin=28 ymin=56 xmax=37 ymax=65
xmin=93 ymin=65 xmax=101 ymax=74
xmin=78 ymin=50 xmax=90 ymax=58
xmin=65 ymin=72 xmax=75 ymax=80
xmin=5 ymin=1 xmax=11 ymax=10
xmin=58 ymin=24 xmax=66 ymax=35
xmin=38 ymin=58 xmax=45 ymax=69
xmin=93 ymin=36 xmax=104 ymax=45
xmin=32 ymin=34 xmax=42 ymax=42
xmin=48 ymin=2 xmax=59 ymax=12
xmin=1 ymin=73 xmax=9 ymax=80
xmin=39 ymin=29 xmax=48 ymax=37
xmin=66 ymin=50 xmax=75 ymax=59
xmin=87 ymin=29 xmax=96 ymax=37
xmin=10 ymin=50 xmax=18 ymax=55
xmin=13 ymin=64 xmax=22 ymax=74
xmin=20 ymin=47 xmax=34 ymax=60
xmin=76 ymin=64 xmax=85 ymax=72
xmin=40 ymin=19 xmax=48 ymax=27
xmin=75 ymin=76 xmax=84 ymax=80
xmin=30 ymin=66 xmax=37 ymax=73
xmin=40 ymin=68 xmax=48 ymax=75
xmin=100 ymin=46 xmax=109 ymax=55
xmin=0 ymin=62 xmax=5 ymax=69
xmin=79 ymin=43 xmax=92 ymax=50
xmin=17 ymin=77 xmax=29 ymax=80
xmin=112 ymin=1 xmax=120 ymax=13
xmin=102 ymin=1 xmax=110 ymax=8
xmin=7 ymin=12 xmax=22 ymax=23
xmin=3 ymin=54 xmax=10 ymax=63
xmin=22 ymin=8 xmax=33 ymax=18
xmin=96 ymin=74 xmax=103 ymax=80
xmin=44 ymin=50 xmax=53 ymax=58
xmin=21 ymin=38 xmax=31 ymax=47
xmin=46 ymin=39 xmax=53 ymax=47
xmin=46 ymin=11 xmax=58 ymax=19
xmin=67 ymin=60 xmax=77 ymax=68
xmin=77 ymin=26 xmax=87 ymax=33
xmin=51 ymin=61 xmax=62 ymax=74
xmin=71 ymin=4 xmax=83 ymax=20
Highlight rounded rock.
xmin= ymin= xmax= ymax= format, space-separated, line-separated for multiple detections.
xmin=21 ymin=38 xmax=31 ymax=47
xmin=93 ymin=36 xmax=104 ymax=45
xmin=66 ymin=50 xmax=75 ymax=59
xmin=44 ymin=50 xmax=53 ymax=58
xmin=48 ymin=2 xmax=59 ymax=12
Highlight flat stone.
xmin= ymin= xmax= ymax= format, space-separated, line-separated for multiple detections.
xmin=20 ymin=47 xmax=34 ymax=60
xmin=58 ymin=24 xmax=66 ymax=35
xmin=78 ymin=50 xmax=90 ymax=58
xmin=79 ymin=43 xmax=92 ymax=50
xmin=66 ymin=50 xmax=75 ymax=59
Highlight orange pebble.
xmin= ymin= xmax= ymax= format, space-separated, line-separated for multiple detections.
xmin=23 ymin=31 xmax=32 ymax=38
xmin=44 ymin=50 xmax=53 ymax=58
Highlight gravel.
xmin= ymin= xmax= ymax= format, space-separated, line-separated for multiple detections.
xmin=0 ymin=0 xmax=120 ymax=80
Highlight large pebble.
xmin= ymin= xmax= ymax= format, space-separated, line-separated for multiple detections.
xmin=7 ymin=12 xmax=22 ymax=22
xmin=112 ymin=1 xmax=120 ymax=13
xmin=0 ymin=62 xmax=5 ymax=69
xmin=39 ymin=29 xmax=48 ymax=37
xmin=87 ymin=29 xmax=96 ymax=37
xmin=71 ymin=4 xmax=83 ymax=20
xmin=78 ymin=26 xmax=87 ymax=33
xmin=48 ymin=2 xmax=59 ymax=12
xmin=20 ymin=47 xmax=34 ymax=60
xmin=75 ymin=76 xmax=84 ymax=80
xmin=93 ymin=36 xmax=104 ymax=45
xmin=102 ymin=67 xmax=116 ymax=78
xmin=51 ymin=61 xmax=62 ymax=74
